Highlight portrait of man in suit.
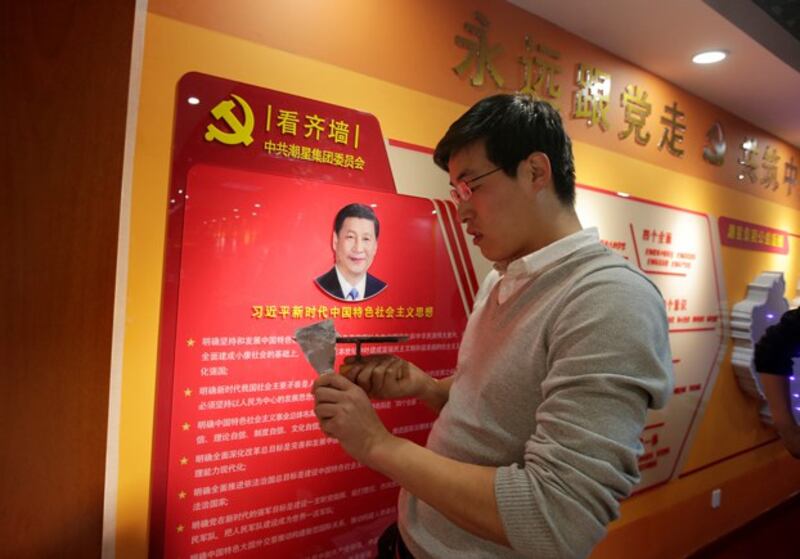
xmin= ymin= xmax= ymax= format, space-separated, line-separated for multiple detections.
xmin=315 ymin=203 xmax=387 ymax=302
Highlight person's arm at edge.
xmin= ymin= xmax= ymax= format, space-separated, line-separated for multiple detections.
xmin=759 ymin=372 xmax=800 ymax=458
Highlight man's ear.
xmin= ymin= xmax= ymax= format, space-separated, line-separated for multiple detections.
xmin=527 ymin=152 xmax=552 ymax=191
xmin=332 ymin=232 xmax=338 ymax=254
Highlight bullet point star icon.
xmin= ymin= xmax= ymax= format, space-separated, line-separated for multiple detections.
xmin=178 ymin=490 xmax=187 ymax=500
xmin=180 ymin=456 xmax=188 ymax=466
xmin=177 ymin=524 xmax=184 ymax=533
xmin=182 ymin=422 xmax=190 ymax=431
xmin=187 ymin=338 xmax=195 ymax=347
xmin=184 ymin=388 xmax=192 ymax=397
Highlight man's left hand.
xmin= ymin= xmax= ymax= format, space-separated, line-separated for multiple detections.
xmin=312 ymin=373 xmax=392 ymax=464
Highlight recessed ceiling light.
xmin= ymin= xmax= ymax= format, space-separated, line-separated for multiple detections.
xmin=692 ymin=50 xmax=727 ymax=64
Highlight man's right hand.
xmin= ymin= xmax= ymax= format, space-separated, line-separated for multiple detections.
xmin=339 ymin=354 xmax=434 ymax=401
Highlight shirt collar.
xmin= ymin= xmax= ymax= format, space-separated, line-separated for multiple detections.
xmin=495 ymin=227 xmax=600 ymax=278
xmin=492 ymin=227 xmax=600 ymax=305
xmin=335 ymin=266 xmax=367 ymax=300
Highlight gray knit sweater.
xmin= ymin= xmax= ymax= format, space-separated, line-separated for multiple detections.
xmin=398 ymin=242 xmax=673 ymax=558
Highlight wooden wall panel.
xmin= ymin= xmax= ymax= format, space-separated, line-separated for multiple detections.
xmin=0 ymin=1 xmax=135 ymax=557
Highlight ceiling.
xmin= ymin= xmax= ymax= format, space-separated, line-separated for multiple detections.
xmin=509 ymin=0 xmax=800 ymax=148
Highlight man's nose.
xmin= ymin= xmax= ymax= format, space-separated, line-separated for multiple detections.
xmin=457 ymin=200 xmax=473 ymax=223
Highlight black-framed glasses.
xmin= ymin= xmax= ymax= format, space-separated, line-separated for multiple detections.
xmin=450 ymin=167 xmax=502 ymax=204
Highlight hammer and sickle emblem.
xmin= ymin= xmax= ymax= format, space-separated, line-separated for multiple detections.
xmin=204 ymin=94 xmax=255 ymax=146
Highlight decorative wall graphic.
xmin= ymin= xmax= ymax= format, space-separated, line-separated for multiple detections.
xmin=574 ymin=186 xmax=727 ymax=487
xmin=703 ymin=121 xmax=726 ymax=166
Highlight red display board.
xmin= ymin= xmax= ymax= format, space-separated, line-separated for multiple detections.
xmin=150 ymin=73 xmax=472 ymax=558
xmin=718 ymin=216 xmax=790 ymax=254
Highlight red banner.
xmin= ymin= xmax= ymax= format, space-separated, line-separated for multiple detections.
xmin=718 ymin=216 xmax=789 ymax=254
xmin=150 ymin=73 xmax=471 ymax=559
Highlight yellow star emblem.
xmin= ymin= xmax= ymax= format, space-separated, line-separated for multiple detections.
xmin=182 ymin=422 xmax=190 ymax=431
xmin=187 ymin=338 xmax=195 ymax=347
xmin=176 ymin=524 xmax=184 ymax=533
xmin=180 ymin=456 xmax=188 ymax=466
xmin=184 ymin=388 xmax=192 ymax=397
xmin=178 ymin=490 xmax=187 ymax=500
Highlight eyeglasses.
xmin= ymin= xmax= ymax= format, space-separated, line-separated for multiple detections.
xmin=450 ymin=167 xmax=502 ymax=204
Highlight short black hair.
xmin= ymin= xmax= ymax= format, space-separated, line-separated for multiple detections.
xmin=333 ymin=203 xmax=380 ymax=238
xmin=433 ymin=94 xmax=576 ymax=206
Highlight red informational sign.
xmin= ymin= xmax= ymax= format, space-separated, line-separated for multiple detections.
xmin=150 ymin=73 xmax=472 ymax=559
xmin=718 ymin=216 xmax=789 ymax=254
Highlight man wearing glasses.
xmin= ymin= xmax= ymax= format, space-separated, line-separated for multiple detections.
xmin=312 ymin=94 xmax=673 ymax=558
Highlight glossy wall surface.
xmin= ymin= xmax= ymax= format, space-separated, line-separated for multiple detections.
xmin=0 ymin=1 xmax=135 ymax=556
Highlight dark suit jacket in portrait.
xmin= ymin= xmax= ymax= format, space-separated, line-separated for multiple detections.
xmin=314 ymin=267 xmax=387 ymax=301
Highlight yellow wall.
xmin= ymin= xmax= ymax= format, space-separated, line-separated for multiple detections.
xmin=115 ymin=3 xmax=800 ymax=557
